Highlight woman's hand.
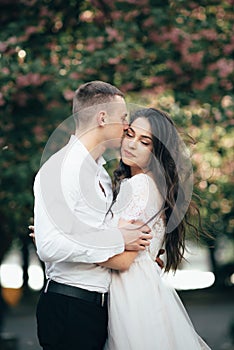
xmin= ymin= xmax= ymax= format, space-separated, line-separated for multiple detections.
xmin=155 ymin=249 xmax=165 ymax=269
xmin=28 ymin=225 xmax=36 ymax=245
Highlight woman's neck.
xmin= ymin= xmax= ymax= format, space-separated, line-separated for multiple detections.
xmin=130 ymin=167 xmax=152 ymax=178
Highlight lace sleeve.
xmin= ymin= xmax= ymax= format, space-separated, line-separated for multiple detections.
xmin=113 ymin=174 xmax=152 ymax=222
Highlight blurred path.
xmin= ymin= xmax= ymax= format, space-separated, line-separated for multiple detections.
xmin=1 ymin=293 xmax=40 ymax=350
xmin=1 ymin=288 xmax=234 ymax=350
xmin=180 ymin=288 xmax=234 ymax=350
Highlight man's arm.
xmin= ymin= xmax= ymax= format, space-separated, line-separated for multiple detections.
xmin=97 ymin=246 xmax=165 ymax=272
xmin=34 ymin=149 xmax=152 ymax=265
xmin=98 ymin=251 xmax=138 ymax=272
xmin=30 ymin=225 xmax=137 ymax=271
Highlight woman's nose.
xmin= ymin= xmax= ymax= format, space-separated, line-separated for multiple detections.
xmin=128 ymin=139 xmax=137 ymax=148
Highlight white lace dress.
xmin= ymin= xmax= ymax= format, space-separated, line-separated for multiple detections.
xmin=104 ymin=174 xmax=211 ymax=350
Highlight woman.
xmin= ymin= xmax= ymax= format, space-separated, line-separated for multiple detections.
xmin=99 ymin=108 xmax=211 ymax=350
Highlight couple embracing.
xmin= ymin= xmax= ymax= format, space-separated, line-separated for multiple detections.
xmin=33 ymin=81 xmax=211 ymax=349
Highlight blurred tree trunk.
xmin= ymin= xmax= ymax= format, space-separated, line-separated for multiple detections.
xmin=208 ymin=246 xmax=218 ymax=274
xmin=0 ymin=286 xmax=8 ymax=335
xmin=0 ymin=213 xmax=13 ymax=334
xmin=208 ymin=245 xmax=225 ymax=287
xmin=22 ymin=237 xmax=29 ymax=290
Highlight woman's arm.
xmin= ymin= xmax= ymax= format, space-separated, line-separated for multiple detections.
xmin=98 ymin=250 xmax=138 ymax=272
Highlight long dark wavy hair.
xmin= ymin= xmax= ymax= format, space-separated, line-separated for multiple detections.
xmin=111 ymin=107 xmax=205 ymax=272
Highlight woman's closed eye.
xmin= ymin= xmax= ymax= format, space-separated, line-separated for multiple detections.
xmin=125 ymin=129 xmax=135 ymax=138
xmin=125 ymin=130 xmax=152 ymax=147
xmin=141 ymin=140 xmax=151 ymax=146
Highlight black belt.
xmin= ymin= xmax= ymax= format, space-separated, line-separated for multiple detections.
xmin=44 ymin=280 xmax=108 ymax=307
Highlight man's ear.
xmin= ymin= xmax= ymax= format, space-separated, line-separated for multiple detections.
xmin=97 ymin=111 xmax=107 ymax=127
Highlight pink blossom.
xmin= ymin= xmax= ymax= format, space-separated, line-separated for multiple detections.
xmin=153 ymin=85 xmax=168 ymax=94
xmin=169 ymin=28 xmax=182 ymax=45
xmin=62 ymin=58 xmax=71 ymax=66
xmin=40 ymin=6 xmax=53 ymax=17
xmin=149 ymin=32 xmax=160 ymax=43
xmin=152 ymin=27 xmax=185 ymax=46
xmin=2 ymin=67 xmax=9 ymax=74
xmin=25 ymin=26 xmax=39 ymax=35
xmin=7 ymin=36 xmax=17 ymax=45
xmin=1 ymin=85 xmax=10 ymax=94
xmin=220 ymin=79 xmax=233 ymax=90
xmin=17 ymin=34 xmax=29 ymax=42
xmin=143 ymin=17 xmax=154 ymax=28
xmin=33 ymin=125 xmax=45 ymax=141
xmin=166 ymin=60 xmax=183 ymax=75
xmin=225 ymin=110 xmax=234 ymax=118
xmin=116 ymin=64 xmax=128 ymax=73
xmin=69 ymin=72 xmax=82 ymax=79
xmin=47 ymin=101 xmax=61 ymax=109
xmin=223 ymin=43 xmax=234 ymax=55
xmin=0 ymin=92 xmax=5 ymax=106
xmin=183 ymin=51 xmax=204 ymax=69
xmin=125 ymin=10 xmax=140 ymax=21
xmin=79 ymin=11 xmax=94 ymax=23
xmin=46 ymin=42 xmax=57 ymax=50
xmin=110 ymin=11 xmax=122 ymax=21
xmin=188 ymin=2 xmax=198 ymax=9
xmin=0 ymin=42 xmax=7 ymax=52
xmin=218 ymin=59 xmax=234 ymax=78
xmin=93 ymin=11 xmax=105 ymax=24
xmin=209 ymin=59 xmax=234 ymax=78
xmin=50 ymin=54 xmax=58 ymax=65
xmin=33 ymin=125 xmax=44 ymax=136
xmin=179 ymin=37 xmax=193 ymax=57
xmin=193 ymin=76 xmax=215 ymax=90
xmin=106 ymin=27 xmax=122 ymax=41
xmin=90 ymin=0 xmax=100 ymax=7
xmin=191 ymin=33 xmax=201 ymax=41
xmin=120 ymin=0 xmax=148 ymax=4
xmin=85 ymin=37 xmax=104 ymax=52
xmin=16 ymin=73 xmax=50 ymax=87
xmin=85 ymin=68 xmax=97 ymax=75
xmin=108 ymin=57 xmax=121 ymax=64
xmin=120 ymin=82 xmax=135 ymax=92
xmin=102 ymin=0 xmax=115 ymax=9
xmin=199 ymin=29 xmax=218 ymax=41
xmin=148 ymin=76 xmax=166 ymax=85
xmin=63 ymin=89 xmax=74 ymax=101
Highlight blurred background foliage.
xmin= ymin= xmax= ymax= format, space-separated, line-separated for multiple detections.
xmin=0 ymin=0 xmax=233 ymax=290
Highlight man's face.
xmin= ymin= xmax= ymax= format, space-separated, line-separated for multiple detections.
xmin=105 ymin=95 xmax=128 ymax=148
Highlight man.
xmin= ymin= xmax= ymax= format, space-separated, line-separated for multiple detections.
xmin=33 ymin=81 xmax=152 ymax=350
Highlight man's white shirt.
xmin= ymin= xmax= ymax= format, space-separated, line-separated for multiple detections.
xmin=34 ymin=135 xmax=124 ymax=293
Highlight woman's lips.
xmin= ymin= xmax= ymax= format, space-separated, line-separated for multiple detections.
xmin=122 ymin=149 xmax=135 ymax=158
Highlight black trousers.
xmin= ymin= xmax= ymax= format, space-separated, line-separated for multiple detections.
xmin=36 ymin=290 xmax=108 ymax=350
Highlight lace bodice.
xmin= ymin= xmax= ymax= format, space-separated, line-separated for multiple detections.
xmin=112 ymin=174 xmax=165 ymax=261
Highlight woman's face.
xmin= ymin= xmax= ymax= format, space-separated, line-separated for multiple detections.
xmin=121 ymin=117 xmax=153 ymax=176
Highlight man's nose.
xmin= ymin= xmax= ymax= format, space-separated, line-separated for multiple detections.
xmin=123 ymin=121 xmax=129 ymax=130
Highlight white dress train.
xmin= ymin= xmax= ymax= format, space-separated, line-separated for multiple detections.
xmin=104 ymin=174 xmax=211 ymax=350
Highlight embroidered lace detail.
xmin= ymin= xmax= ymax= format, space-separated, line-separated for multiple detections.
xmin=113 ymin=174 xmax=165 ymax=259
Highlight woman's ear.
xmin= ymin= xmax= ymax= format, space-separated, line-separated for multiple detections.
xmin=97 ymin=111 xmax=107 ymax=127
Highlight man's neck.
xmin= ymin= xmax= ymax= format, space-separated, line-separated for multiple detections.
xmin=75 ymin=130 xmax=105 ymax=161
